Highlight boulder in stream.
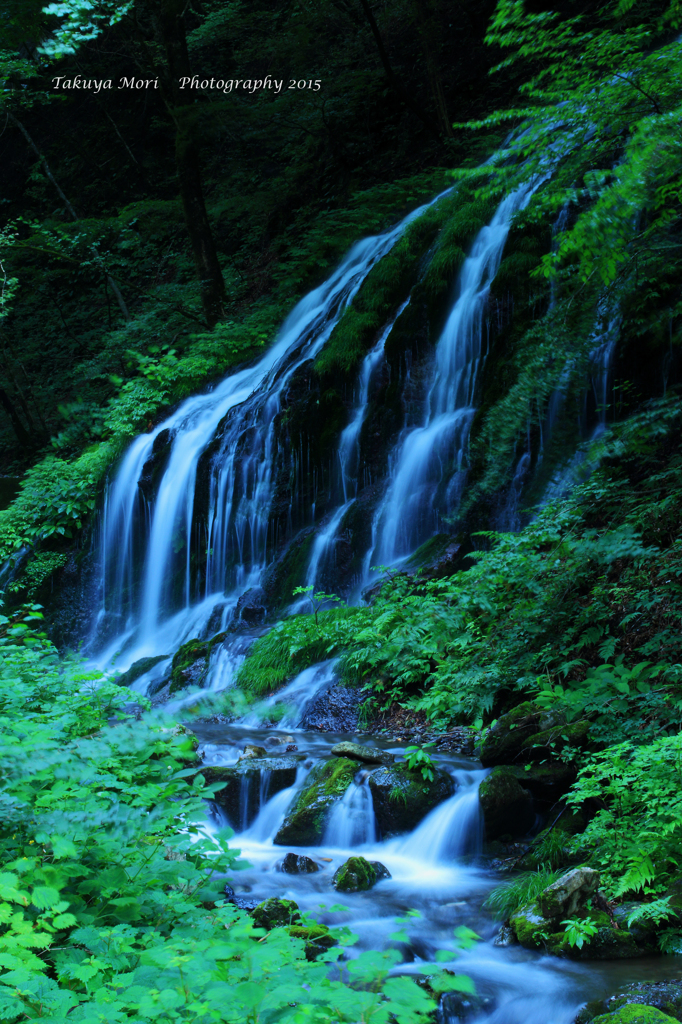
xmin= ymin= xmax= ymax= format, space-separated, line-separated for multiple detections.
xmin=252 ymin=897 xmax=301 ymax=929
xmin=479 ymin=766 xmax=534 ymax=841
xmin=368 ymin=762 xmax=455 ymax=836
xmin=332 ymin=855 xmax=391 ymax=892
xmin=575 ymin=982 xmax=682 ymax=1024
xmin=279 ymin=852 xmax=320 ymax=874
xmin=590 ymin=1010 xmax=679 ymax=1024
xmin=199 ymin=755 xmax=305 ymax=829
xmin=239 ymin=744 xmax=267 ymax=759
xmin=330 ymin=741 xmax=394 ymax=765
xmin=273 ymin=757 xmax=357 ymax=846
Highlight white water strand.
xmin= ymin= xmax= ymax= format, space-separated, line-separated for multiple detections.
xmin=239 ymin=659 xmax=338 ymax=729
xmin=367 ymin=184 xmax=539 ymax=573
xmin=95 ymin=198 xmax=445 ymax=668
xmin=324 ymin=768 xmax=376 ymax=848
xmin=244 ymin=763 xmax=311 ymax=843
xmin=339 ymin=298 xmax=411 ymax=502
xmin=399 ymin=769 xmax=487 ymax=864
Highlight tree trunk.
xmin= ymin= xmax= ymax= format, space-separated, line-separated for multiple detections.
xmin=147 ymin=0 xmax=227 ymax=330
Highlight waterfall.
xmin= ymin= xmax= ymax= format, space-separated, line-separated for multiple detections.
xmin=323 ymin=769 xmax=377 ymax=847
xmin=364 ymin=183 xmax=539 ymax=576
xmin=399 ymin=770 xmax=486 ymax=863
xmin=239 ymin=659 xmax=338 ymax=728
xmin=93 ymin=194 xmax=446 ymax=669
xmin=243 ymin=764 xmax=311 ymax=843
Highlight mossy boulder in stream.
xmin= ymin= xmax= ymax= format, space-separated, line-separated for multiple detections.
xmin=199 ymin=755 xmax=304 ymax=829
xmin=591 ymin=1009 xmax=679 ymax=1024
xmin=576 ymin=982 xmax=682 ymax=1023
xmin=367 ymin=762 xmax=455 ymax=836
xmin=251 ymin=898 xmax=337 ymax=960
xmin=332 ymin=856 xmax=390 ymax=892
xmin=273 ymin=757 xmax=358 ymax=846
xmin=479 ymin=766 xmax=534 ymax=841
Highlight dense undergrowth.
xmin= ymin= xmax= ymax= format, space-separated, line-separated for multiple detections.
xmin=0 ymin=612 xmax=465 ymax=1023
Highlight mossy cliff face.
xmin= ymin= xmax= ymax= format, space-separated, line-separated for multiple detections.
xmin=592 ymin=1008 xmax=679 ymax=1024
xmin=367 ymin=762 xmax=454 ymax=836
xmin=169 ymin=632 xmax=227 ymax=694
xmin=273 ymin=757 xmax=358 ymax=846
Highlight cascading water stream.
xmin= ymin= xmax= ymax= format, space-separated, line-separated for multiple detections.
xmin=398 ymin=769 xmax=487 ymax=863
xmin=239 ymin=659 xmax=338 ymax=729
xmin=324 ymin=769 xmax=376 ymax=848
xmin=363 ymin=182 xmax=540 ymax=577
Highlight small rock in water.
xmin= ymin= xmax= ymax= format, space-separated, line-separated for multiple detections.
xmin=285 ymin=743 xmax=299 ymax=752
xmin=279 ymin=852 xmax=320 ymax=874
xmin=330 ymin=741 xmax=395 ymax=765
xmin=223 ymin=882 xmax=235 ymax=898
xmin=332 ymin=855 xmax=390 ymax=892
xmin=440 ymin=992 xmax=496 ymax=1022
xmin=239 ymin=743 xmax=267 ymax=759
xmin=493 ymin=924 xmax=516 ymax=947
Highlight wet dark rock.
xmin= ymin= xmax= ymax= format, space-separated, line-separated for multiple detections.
xmin=230 ymin=895 xmax=262 ymax=911
xmin=274 ymin=757 xmax=357 ymax=846
xmin=439 ymin=991 xmax=496 ymax=1022
xmin=300 ymin=683 xmax=366 ymax=732
xmin=368 ymin=763 xmax=455 ymax=836
xmin=138 ymin=428 xmax=173 ymax=500
xmin=279 ymin=852 xmax=320 ymax=874
xmin=492 ymin=924 xmax=516 ymax=947
xmin=261 ymin=528 xmax=314 ymax=611
xmin=236 ymin=587 xmax=267 ymax=625
xmin=480 ymin=701 xmax=590 ymax=767
xmin=330 ymin=741 xmax=394 ymax=765
xmin=575 ymin=983 xmax=682 ymax=1023
xmin=115 ymin=655 xmax=170 ymax=688
xmin=200 ymin=755 xmax=305 ymax=829
xmin=332 ymin=856 xmax=379 ymax=892
xmin=252 ymin=897 xmax=302 ymax=929
xmin=286 ymin=743 xmax=299 ymax=752
xmin=478 ymin=766 xmax=534 ymax=841
xmin=369 ymin=860 xmax=391 ymax=882
xmin=223 ymin=882 xmax=235 ymax=898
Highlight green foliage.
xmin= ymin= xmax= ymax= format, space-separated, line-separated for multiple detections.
xmin=560 ymin=915 xmax=599 ymax=950
xmin=403 ymin=745 xmax=436 ymax=783
xmin=484 ymin=869 xmax=560 ymax=920
xmin=0 ymin=609 xmax=462 ymax=1023
xmin=567 ymin=734 xmax=682 ymax=897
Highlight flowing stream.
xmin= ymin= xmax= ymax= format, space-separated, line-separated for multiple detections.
xmin=192 ymin=666 xmax=682 ymax=1024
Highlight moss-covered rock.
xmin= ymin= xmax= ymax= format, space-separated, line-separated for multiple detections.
xmin=506 ymin=762 xmax=577 ymax=801
xmin=199 ymin=756 xmax=304 ymax=829
xmin=332 ymin=856 xmax=377 ymax=892
xmin=577 ymin=982 xmax=682 ymax=1023
xmin=592 ymin=1008 xmax=679 ymax=1024
xmin=367 ymin=762 xmax=454 ymax=836
xmin=273 ymin=757 xmax=358 ymax=846
xmin=289 ymin=923 xmax=338 ymax=961
xmin=479 ymin=766 xmax=534 ymax=840
xmin=537 ymin=867 xmax=599 ymax=920
xmin=252 ymin=897 xmax=301 ymax=930
xmin=480 ymin=701 xmax=567 ymax=766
